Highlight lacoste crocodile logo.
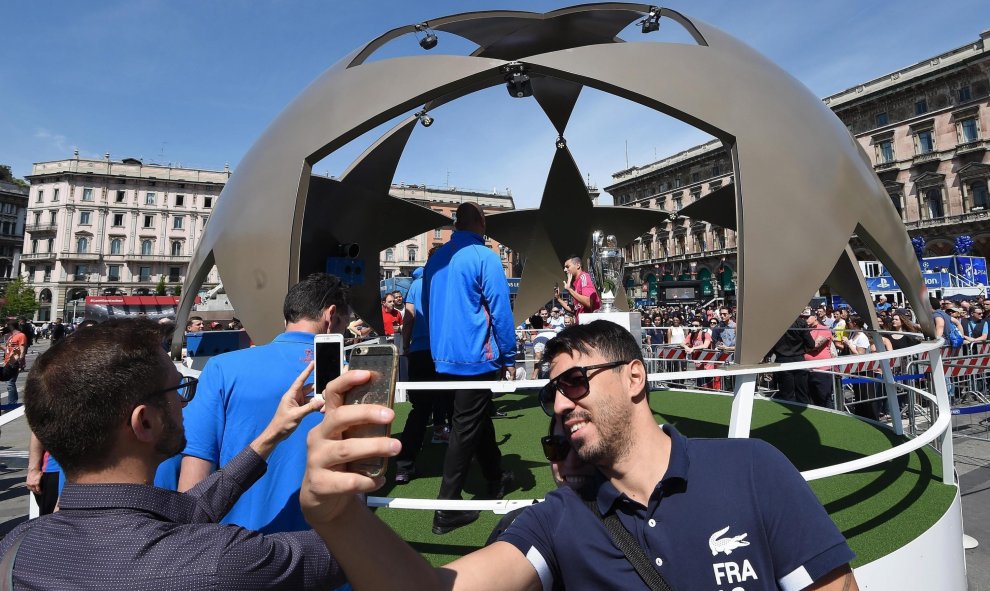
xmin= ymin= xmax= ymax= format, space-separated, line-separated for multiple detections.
xmin=709 ymin=526 xmax=750 ymax=556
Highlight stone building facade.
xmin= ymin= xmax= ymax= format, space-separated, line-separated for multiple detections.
xmin=606 ymin=28 xmax=990 ymax=302
xmin=0 ymin=180 xmax=28 ymax=285
xmin=23 ymin=153 xmax=228 ymax=322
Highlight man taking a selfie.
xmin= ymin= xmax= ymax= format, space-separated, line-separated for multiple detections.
xmin=301 ymin=320 xmax=859 ymax=591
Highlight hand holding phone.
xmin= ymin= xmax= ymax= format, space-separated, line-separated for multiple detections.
xmin=342 ymin=344 xmax=398 ymax=478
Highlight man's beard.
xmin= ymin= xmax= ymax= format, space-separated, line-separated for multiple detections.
xmin=569 ymin=395 xmax=633 ymax=467
xmin=155 ymin=408 xmax=187 ymax=458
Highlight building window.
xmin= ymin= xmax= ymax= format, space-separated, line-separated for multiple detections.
xmin=171 ymin=241 xmax=182 ymax=256
xmin=889 ymin=193 xmax=903 ymax=218
xmin=31 ymin=239 xmax=37 ymax=253
xmin=971 ymin=181 xmax=990 ymax=211
xmin=878 ymin=140 xmax=894 ymax=164
xmin=115 ymin=190 xmax=125 ymax=203
xmin=74 ymin=265 xmax=88 ymax=280
xmin=46 ymin=238 xmax=53 ymax=252
xmin=76 ymin=237 xmax=89 ymax=253
xmin=145 ymin=192 xmax=156 ymax=205
xmin=876 ymin=112 xmax=888 ymax=126
xmin=79 ymin=211 xmax=92 ymax=225
xmin=714 ymin=230 xmax=726 ymax=250
xmin=385 ymin=248 xmax=394 ymax=262
xmin=673 ymin=195 xmax=683 ymax=210
xmin=113 ymin=213 xmax=124 ymax=226
xmin=143 ymin=215 xmax=154 ymax=228
xmin=52 ymin=188 xmax=59 ymax=202
xmin=408 ymin=248 xmax=417 ymax=262
xmin=691 ymin=172 xmax=700 ymax=183
xmin=43 ymin=266 xmax=51 ymax=282
xmin=712 ymin=163 xmax=720 ymax=176
xmin=33 ymin=211 xmax=41 ymax=225
xmin=49 ymin=210 xmax=57 ymax=223
xmin=110 ymin=238 xmax=122 ymax=255
xmin=434 ymin=229 xmax=442 ymax=239
xmin=27 ymin=265 xmax=36 ymax=282
xmin=961 ymin=118 xmax=979 ymax=143
xmin=168 ymin=267 xmax=181 ymax=282
xmin=139 ymin=266 xmax=151 ymax=282
xmin=695 ymin=233 xmax=707 ymax=252
xmin=108 ymin=265 xmax=121 ymax=282
xmin=675 ymin=236 xmax=685 ymax=256
xmin=916 ymin=130 xmax=935 ymax=154
xmin=204 ymin=196 xmax=213 ymax=208
xmin=924 ymin=188 xmax=945 ymax=219
xmin=960 ymin=86 xmax=972 ymax=102
xmin=914 ymin=99 xmax=928 ymax=115
xmin=141 ymin=240 xmax=153 ymax=255
xmin=175 ymin=194 xmax=185 ymax=207
xmin=36 ymin=190 xmax=43 ymax=203
xmin=82 ymin=188 xmax=93 ymax=201
xmin=173 ymin=215 xmax=184 ymax=229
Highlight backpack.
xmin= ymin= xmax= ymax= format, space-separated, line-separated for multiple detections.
xmin=936 ymin=310 xmax=964 ymax=349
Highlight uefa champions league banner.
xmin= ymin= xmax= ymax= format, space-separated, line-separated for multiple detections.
xmin=866 ymin=273 xmax=951 ymax=292
xmin=954 ymin=256 xmax=989 ymax=287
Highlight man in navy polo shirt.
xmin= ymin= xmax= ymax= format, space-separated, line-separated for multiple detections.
xmin=300 ymin=320 xmax=859 ymax=591
xmin=178 ymin=272 xmax=350 ymax=533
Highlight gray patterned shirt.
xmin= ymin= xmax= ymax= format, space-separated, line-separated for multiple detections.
xmin=0 ymin=448 xmax=344 ymax=590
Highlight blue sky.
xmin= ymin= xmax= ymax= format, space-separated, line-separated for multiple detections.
xmin=2 ymin=1 xmax=986 ymax=208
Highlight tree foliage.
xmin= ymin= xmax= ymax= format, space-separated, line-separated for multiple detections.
xmin=155 ymin=275 xmax=167 ymax=296
xmin=0 ymin=165 xmax=28 ymax=189
xmin=1 ymin=278 xmax=38 ymax=319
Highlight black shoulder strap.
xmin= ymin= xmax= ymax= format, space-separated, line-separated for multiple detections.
xmin=0 ymin=530 xmax=28 ymax=591
xmin=583 ymin=499 xmax=674 ymax=591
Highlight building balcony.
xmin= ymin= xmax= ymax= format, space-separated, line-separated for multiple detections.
xmin=874 ymin=160 xmax=898 ymax=171
xmin=20 ymin=252 xmax=56 ymax=262
xmin=70 ymin=274 xmax=91 ymax=282
xmin=911 ymin=152 xmax=940 ymax=165
xmin=955 ymin=140 xmax=988 ymax=156
xmin=130 ymin=254 xmax=187 ymax=261
xmin=904 ymin=209 xmax=990 ymax=231
xmin=26 ymin=223 xmax=58 ymax=234
xmin=61 ymin=251 xmax=100 ymax=261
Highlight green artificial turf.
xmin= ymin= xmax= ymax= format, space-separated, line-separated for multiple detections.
xmin=376 ymin=390 xmax=957 ymax=568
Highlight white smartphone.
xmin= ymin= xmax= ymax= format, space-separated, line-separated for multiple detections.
xmin=313 ymin=333 xmax=345 ymax=399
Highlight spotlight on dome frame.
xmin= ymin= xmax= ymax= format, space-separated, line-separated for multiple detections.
xmin=415 ymin=109 xmax=433 ymax=127
xmin=503 ymin=62 xmax=532 ymax=98
xmin=415 ymin=23 xmax=438 ymax=50
xmin=555 ymin=136 xmax=567 ymax=150
xmin=640 ymin=6 xmax=661 ymax=34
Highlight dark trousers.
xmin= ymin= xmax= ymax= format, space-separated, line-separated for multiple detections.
xmin=437 ymin=370 xmax=502 ymax=500
xmin=807 ymin=371 xmax=833 ymax=408
xmin=33 ymin=472 xmax=60 ymax=515
xmin=395 ymin=351 xmax=452 ymax=473
xmin=776 ymin=367 xmax=810 ymax=404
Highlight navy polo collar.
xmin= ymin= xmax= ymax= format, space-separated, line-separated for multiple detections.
xmin=58 ymin=483 xmax=196 ymax=523
xmin=596 ymin=424 xmax=691 ymax=515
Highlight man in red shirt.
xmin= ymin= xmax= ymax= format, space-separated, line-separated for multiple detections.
xmin=554 ymin=256 xmax=601 ymax=322
xmin=803 ymin=307 xmax=835 ymax=408
xmin=4 ymin=319 xmax=26 ymax=404
xmin=381 ymin=293 xmax=402 ymax=336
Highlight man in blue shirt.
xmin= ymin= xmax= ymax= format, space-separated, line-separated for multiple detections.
xmin=423 ymin=202 xmax=517 ymax=534
xmin=178 ymin=272 xmax=350 ymax=533
xmin=300 ymin=320 xmax=859 ymax=591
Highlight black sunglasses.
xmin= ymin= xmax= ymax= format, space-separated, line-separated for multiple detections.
xmin=146 ymin=375 xmax=199 ymax=403
xmin=538 ymin=360 xmax=632 ymax=416
xmin=540 ymin=416 xmax=571 ymax=461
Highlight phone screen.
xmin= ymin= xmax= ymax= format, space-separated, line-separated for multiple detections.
xmin=315 ymin=339 xmax=343 ymax=395
xmin=344 ymin=344 xmax=398 ymax=478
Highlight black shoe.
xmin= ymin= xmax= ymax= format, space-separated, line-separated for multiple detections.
xmin=488 ymin=470 xmax=515 ymax=500
xmin=432 ymin=510 xmax=480 ymax=535
xmin=395 ymin=468 xmax=416 ymax=485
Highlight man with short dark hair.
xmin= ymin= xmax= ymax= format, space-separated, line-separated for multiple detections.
xmin=50 ymin=317 xmax=66 ymax=345
xmin=178 ymin=272 xmax=350 ymax=533
xmin=299 ymin=320 xmax=859 ymax=591
xmin=0 ymin=318 xmax=344 ymax=589
xmin=186 ymin=316 xmax=204 ymax=332
xmin=554 ymin=256 xmax=601 ymax=321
